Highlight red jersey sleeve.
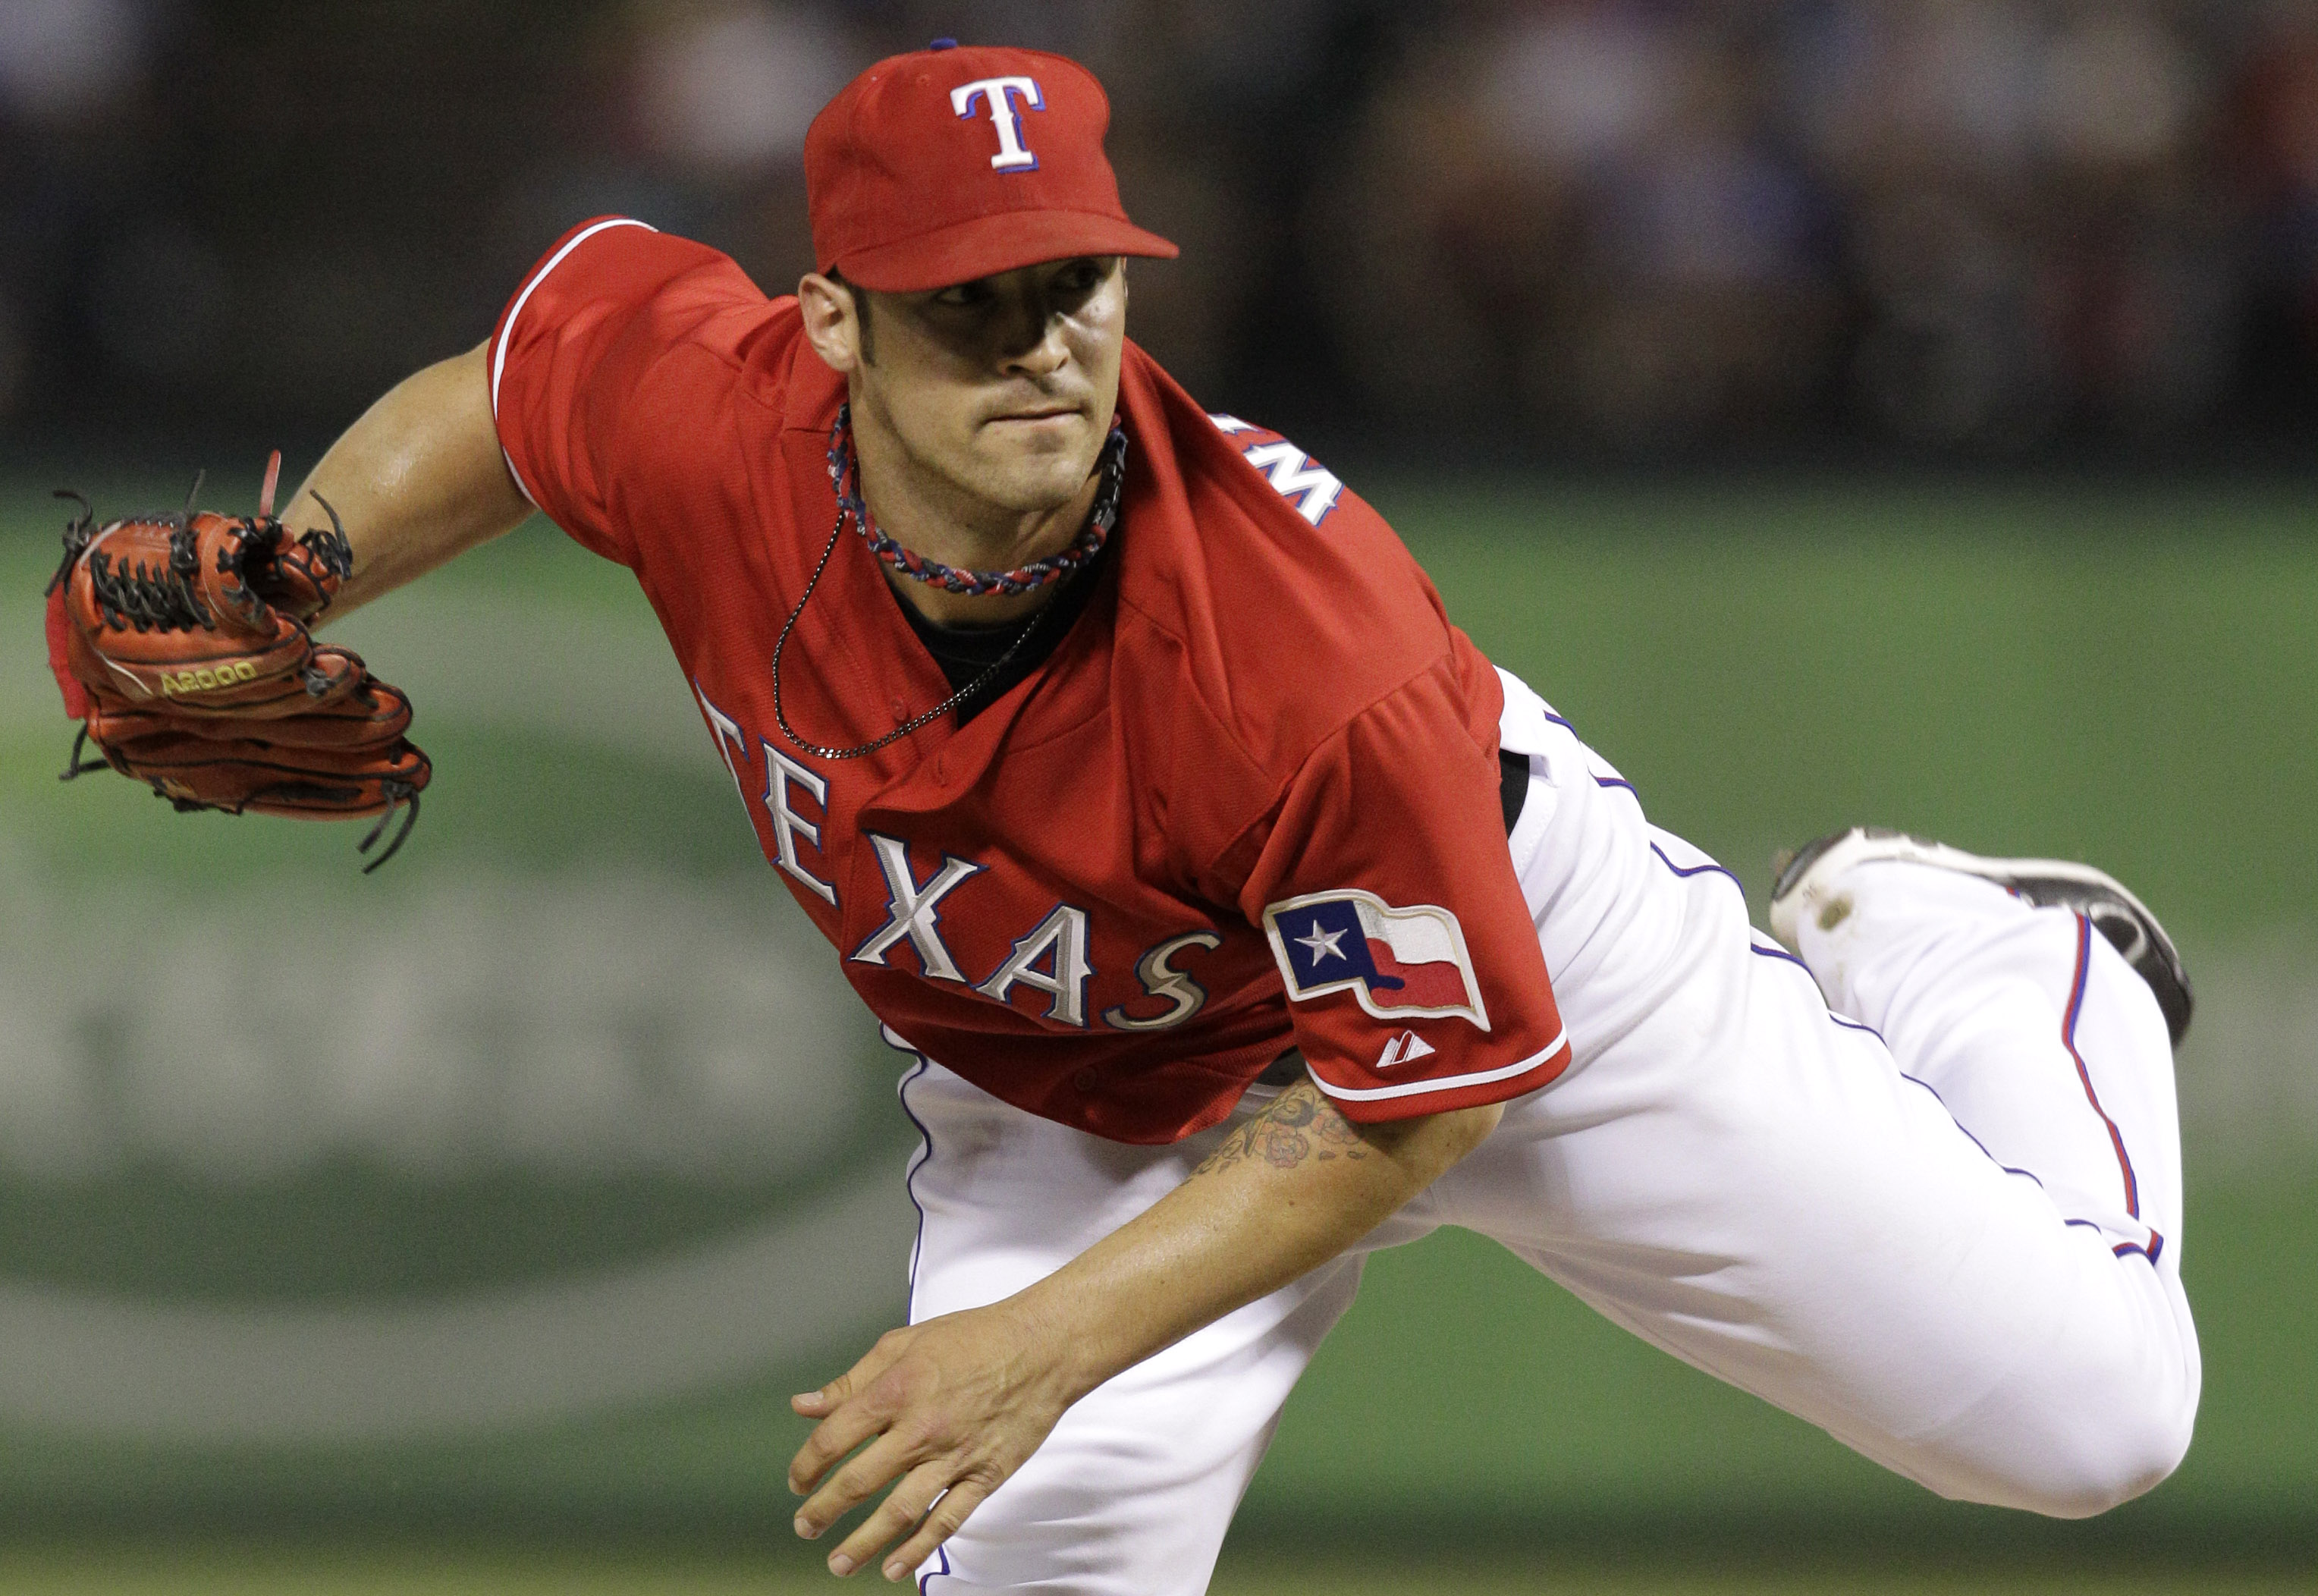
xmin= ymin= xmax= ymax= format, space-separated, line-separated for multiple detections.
xmin=488 ymin=217 xmax=760 ymax=566
xmin=1236 ymin=658 xmax=1569 ymax=1123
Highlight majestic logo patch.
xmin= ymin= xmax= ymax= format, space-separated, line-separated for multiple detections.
xmin=1262 ymin=889 xmax=1490 ymax=1029
xmin=1375 ymin=1030 xmax=1436 ymax=1070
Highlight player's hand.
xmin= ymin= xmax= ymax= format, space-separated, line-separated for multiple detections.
xmin=788 ymin=1300 xmax=1082 ymax=1581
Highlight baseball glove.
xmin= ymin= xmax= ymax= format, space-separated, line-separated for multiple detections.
xmin=44 ymin=454 xmax=430 ymax=870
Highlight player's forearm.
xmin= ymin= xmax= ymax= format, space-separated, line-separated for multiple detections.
xmin=281 ymin=341 xmax=532 ymax=616
xmin=1016 ymin=1078 xmax=1502 ymax=1403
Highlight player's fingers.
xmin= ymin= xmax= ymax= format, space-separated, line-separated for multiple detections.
xmin=790 ymin=1326 xmax=914 ymax=1421
xmin=789 ymin=1378 xmax=844 ymax=1422
xmin=787 ymin=1393 xmax=896 ymax=1500
xmin=878 ymin=1474 xmax=994 ymax=1583
xmin=822 ymin=1458 xmax=954 ymax=1578
xmin=789 ymin=1330 xmax=922 ymax=1494
xmin=794 ymin=1427 xmax=922 ymax=1542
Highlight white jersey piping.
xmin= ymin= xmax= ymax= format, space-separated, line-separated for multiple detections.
xmin=1307 ymin=1029 xmax=1567 ymax=1104
xmin=489 ymin=215 xmax=658 ymax=506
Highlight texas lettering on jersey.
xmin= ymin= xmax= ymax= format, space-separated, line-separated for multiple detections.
xmin=489 ymin=217 xmax=1572 ymax=1143
xmin=704 ymin=676 xmax=1211 ymax=1034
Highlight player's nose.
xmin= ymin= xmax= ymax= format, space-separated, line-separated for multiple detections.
xmin=1000 ymin=325 xmax=1070 ymax=382
xmin=991 ymin=284 xmax=1076 ymax=375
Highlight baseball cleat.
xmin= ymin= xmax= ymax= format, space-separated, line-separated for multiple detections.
xmin=1768 ymin=826 xmax=2193 ymax=1047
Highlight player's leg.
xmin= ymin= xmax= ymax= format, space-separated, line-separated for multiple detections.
xmin=1757 ymin=830 xmax=2197 ymax=1494
xmin=1443 ymin=675 xmax=2198 ymax=1516
xmin=1767 ymin=826 xmax=2188 ymax=1265
xmin=885 ymin=1035 xmax=1434 ymax=1594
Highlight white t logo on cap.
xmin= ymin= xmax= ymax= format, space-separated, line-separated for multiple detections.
xmin=950 ymin=75 xmax=1044 ymax=171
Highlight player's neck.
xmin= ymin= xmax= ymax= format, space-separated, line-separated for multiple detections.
xmin=851 ymin=413 xmax=1102 ymax=629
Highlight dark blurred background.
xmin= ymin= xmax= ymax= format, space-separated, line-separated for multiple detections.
xmin=7 ymin=0 xmax=2318 ymax=466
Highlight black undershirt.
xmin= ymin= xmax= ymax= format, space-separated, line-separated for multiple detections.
xmin=889 ymin=534 xmax=1530 ymax=835
xmin=889 ymin=533 xmax=1113 ymax=727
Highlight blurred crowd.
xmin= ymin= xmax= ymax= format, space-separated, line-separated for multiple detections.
xmin=5 ymin=0 xmax=2318 ymax=460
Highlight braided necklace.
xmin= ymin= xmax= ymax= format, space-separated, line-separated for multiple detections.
xmin=771 ymin=407 xmax=1128 ymax=761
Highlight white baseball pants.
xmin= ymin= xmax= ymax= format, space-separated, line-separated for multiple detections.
xmin=888 ymin=671 xmax=2199 ymax=1594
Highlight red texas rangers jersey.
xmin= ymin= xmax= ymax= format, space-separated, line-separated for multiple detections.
xmin=491 ymin=218 xmax=1570 ymax=1144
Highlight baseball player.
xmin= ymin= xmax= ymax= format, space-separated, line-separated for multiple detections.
xmin=52 ymin=42 xmax=2198 ymax=1594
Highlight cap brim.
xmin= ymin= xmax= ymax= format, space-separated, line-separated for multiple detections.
xmin=834 ymin=210 xmax=1179 ymax=294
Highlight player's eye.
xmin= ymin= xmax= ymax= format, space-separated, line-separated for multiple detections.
xmin=1043 ymin=259 xmax=1108 ymax=308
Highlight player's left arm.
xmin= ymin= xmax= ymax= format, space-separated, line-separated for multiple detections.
xmin=788 ymin=1078 xmax=1499 ymax=1582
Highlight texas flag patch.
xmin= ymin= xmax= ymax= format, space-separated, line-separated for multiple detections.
xmin=1261 ymin=889 xmax=1491 ymax=1030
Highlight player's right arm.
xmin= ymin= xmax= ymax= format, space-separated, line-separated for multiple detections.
xmin=279 ymin=218 xmax=752 ymax=618
xmin=277 ymin=341 xmax=532 ymax=617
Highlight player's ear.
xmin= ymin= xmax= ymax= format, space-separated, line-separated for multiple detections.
xmin=799 ymin=272 xmax=870 ymax=372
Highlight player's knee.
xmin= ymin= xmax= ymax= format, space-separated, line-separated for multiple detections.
xmin=1985 ymin=1365 xmax=2197 ymax=1519
xmin=2055 ymin=1386 xmax=2195 ymax=1518
xmin=1918 ymin=1315 xmax=2197 ymax=1519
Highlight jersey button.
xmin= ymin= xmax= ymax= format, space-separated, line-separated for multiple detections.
xmin=887 ymin=697 xmax=906 ymax=718
xmin=1072 ymin=1068 xmax=1099 ymax=1092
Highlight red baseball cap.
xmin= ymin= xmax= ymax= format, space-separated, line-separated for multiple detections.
xmin=804 ymin=42 xmax=1178 ymax=293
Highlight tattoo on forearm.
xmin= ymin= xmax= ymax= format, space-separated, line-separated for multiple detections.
xmin=1197 ymin=1080 xmax=1370 ymax=1177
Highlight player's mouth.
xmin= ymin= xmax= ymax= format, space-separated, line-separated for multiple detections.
xmin=983 ymin=390 xmax=1088 ymax=423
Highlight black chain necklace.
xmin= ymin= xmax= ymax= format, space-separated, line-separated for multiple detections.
xmin=770 ymin=420 xmax=1128 ymax=762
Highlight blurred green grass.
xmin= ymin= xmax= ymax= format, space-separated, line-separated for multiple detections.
xmin=0 ymin=1549 xmax=2289 ymax=1595
xmin=1379 ymin=476 xmax=2318 ymax=941
xmin=0 ymin=1548 xmax=2300 ymax=1595
xmin=3 ymin=472 xmax=2313 ymax=1569
xmin=14 ymin=470 xmax=2310 ymax=938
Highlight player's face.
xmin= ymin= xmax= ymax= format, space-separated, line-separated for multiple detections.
xmin=853 ymin=256 xmax=1126 ymax=517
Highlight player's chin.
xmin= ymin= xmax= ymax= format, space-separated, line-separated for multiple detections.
xmin=971 ymin=423 xmax=1102 ymax=505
